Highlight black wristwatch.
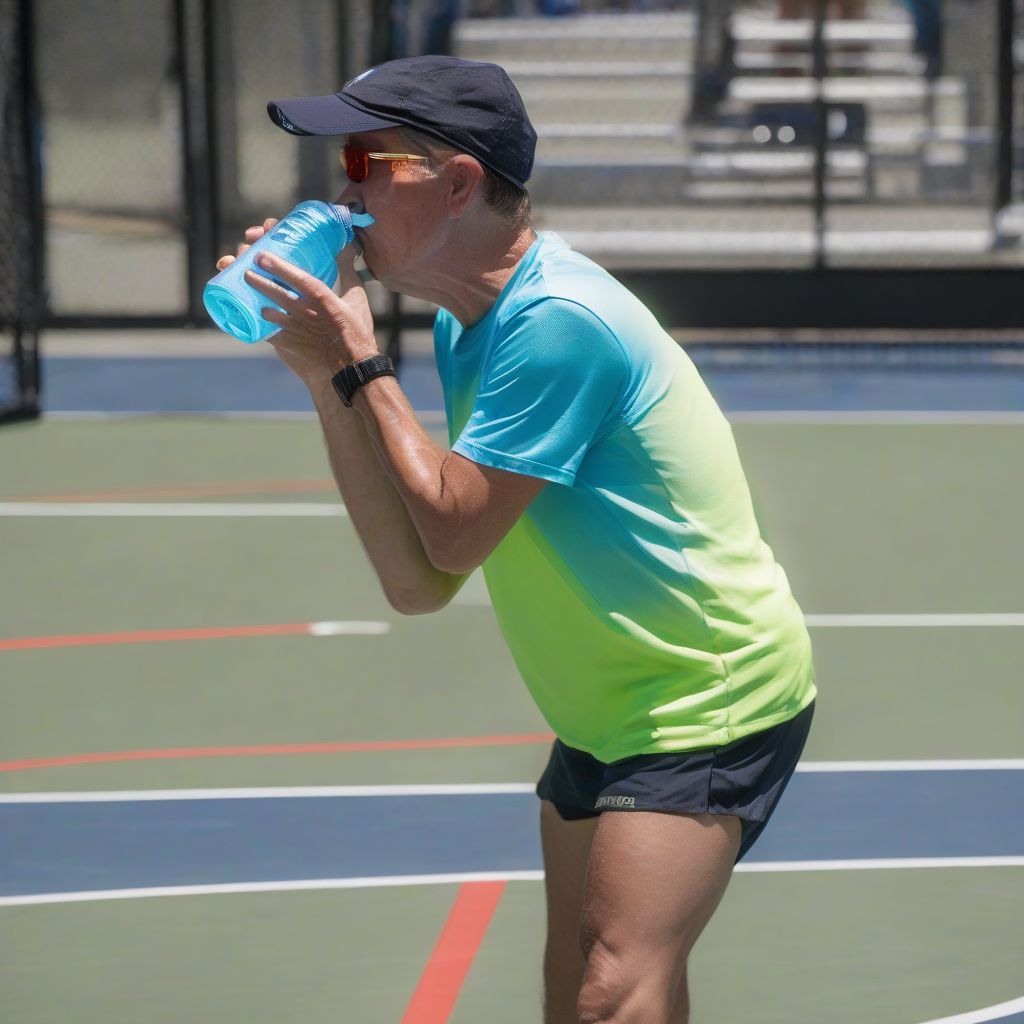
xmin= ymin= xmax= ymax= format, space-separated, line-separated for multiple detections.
xmin=331 ymin=355 xmax=396 ymax=407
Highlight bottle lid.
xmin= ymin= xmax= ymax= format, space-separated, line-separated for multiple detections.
xmin=335 ymin=204 xmax=374 ymax=229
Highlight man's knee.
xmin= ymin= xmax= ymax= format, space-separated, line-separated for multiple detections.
xmin=576 ymin=931 xmax=682 ymax=1024
xmin=576 ymin=933 xmax=627 ymax=1024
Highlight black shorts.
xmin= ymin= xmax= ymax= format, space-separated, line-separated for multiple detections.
xmin=536 ymin=701 xmax=814 ymax=861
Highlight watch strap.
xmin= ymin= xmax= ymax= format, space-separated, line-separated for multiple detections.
xmin=331 ymin=355 xmax=396 ymax=407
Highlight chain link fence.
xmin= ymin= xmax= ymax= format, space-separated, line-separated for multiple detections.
xmin=0 ymin=0 xmax=40 ymax=422
xmin=29 ymin=0 xmax=403 ymax=324
xmin=34 ymin=0 xmax=188 ymax=316
xmin=4 ymin=0 xmax=1023 ymax=388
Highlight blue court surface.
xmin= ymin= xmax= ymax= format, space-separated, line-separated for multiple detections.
xmin=40 ymin=349 xmax=1024 ymax=414
xmin=3 ymin=769 xmax=1024 ymax=899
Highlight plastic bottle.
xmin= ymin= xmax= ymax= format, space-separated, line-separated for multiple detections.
xmin=203 ymin=201 xmax=374 ymax=343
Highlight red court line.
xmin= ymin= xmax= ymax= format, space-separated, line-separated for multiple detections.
xmin=0 ymin=733 xmax=555 ymax=773
xmin=0 ymin=623 xmax=313 ymax=651
xmin=19 ymin=479 xmax=336 ymax=502
xmin=401 ymin=881 xmax=507 ymax=1024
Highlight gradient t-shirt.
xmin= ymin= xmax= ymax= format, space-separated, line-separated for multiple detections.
xmin=434 ymin=233 xmax=815 ymax=764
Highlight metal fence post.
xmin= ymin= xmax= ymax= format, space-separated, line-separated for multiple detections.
xmin=995 ymin=0 xmax=1015 ymax=215
xmin=811 ymin=0 xmax=827 ymax=271
xmin=0 ymin=0 xmax=43 ymax=422
xmin=176 ymin=0 xmax=219 ymax=322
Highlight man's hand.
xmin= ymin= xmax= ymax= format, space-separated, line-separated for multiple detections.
xmin=215 ymin=219 xmax=379 ymax=386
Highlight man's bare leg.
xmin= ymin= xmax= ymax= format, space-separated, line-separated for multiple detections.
xmin=541 ymin=800 xmax=597 ymax=1023
xmin=541 ymin=802 xmax=718 ymax=1023
xmin=575 ymin=811 xmax=741 ymax=1024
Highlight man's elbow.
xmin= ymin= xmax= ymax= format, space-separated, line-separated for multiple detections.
xmin=426 ymin=552 xmax=479 ymax=576
xmin=381 ymin=575 xmax=459 ymax=616
xmin=422 ymin=533 xmax=486 ymax=577
xmin=383 ymin=585 xmax=444 ymax=616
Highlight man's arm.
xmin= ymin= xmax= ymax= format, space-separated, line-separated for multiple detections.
xmin=308 ymin=377 xmax=467 ymax=615
xmin=235 ymin=241 xmax=544 ymax=612
xmin=346 ymin=372 xmax=547 ymax=575
xmin=308 ymin=372 xmax=544 ymax=611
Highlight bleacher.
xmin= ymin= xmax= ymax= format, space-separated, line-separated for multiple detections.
xmin=453 ymin=6 xmax=1002 ymax=269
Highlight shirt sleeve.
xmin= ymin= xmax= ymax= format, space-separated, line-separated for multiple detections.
xmin=452 ymin=297 xmax=629 ymax=486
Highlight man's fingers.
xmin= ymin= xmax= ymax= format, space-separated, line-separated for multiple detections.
xmin=216 ymin=219 xmax=281 ymax=273
xmin=259 ymin=303 xmax=316 ymax=341
xmin=260 ymin=305 xmax=288 ymax=327
xmin=244 ymin=268 xmax=303 ymax=311
xmin=335 ymin=244 xmax=363 ymax=291
xmin=244 ymin=269 xmax=329 ymax=338
xmin=254 ymin=252 xmax=329 ymax=300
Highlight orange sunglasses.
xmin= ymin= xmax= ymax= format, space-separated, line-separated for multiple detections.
xmin=341 ymin=144 xmax=429 ymax=182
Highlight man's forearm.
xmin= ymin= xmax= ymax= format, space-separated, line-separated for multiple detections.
xmin=347 ymin=372 xmax=546 ymax=575
xmin=310 ymin=379 xmax=466 ymax=613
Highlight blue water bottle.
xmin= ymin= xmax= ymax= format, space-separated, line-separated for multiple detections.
xmin=203 ymin=201 xmax=374 ymax=343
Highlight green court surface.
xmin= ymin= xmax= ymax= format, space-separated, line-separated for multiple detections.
xmin=1 ymin=417 xmax=1022 ymax=1023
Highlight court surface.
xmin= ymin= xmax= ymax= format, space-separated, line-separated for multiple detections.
xmin=1 ymin=346 xmax=1022 ymax=1023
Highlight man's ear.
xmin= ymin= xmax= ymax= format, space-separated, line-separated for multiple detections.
xmin=446 ymin=155 xmax=485 ymax=217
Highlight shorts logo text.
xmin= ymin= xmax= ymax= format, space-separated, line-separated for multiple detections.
xmin=596 ymin=795 xmax=635 ymax=809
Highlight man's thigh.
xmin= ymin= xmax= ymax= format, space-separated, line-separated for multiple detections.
xmin=541 ymin=799 xmax=598 ymax=938
xmin=580 ymin=810 xmax=741 ymax=989
xmin=541 ymin=800 xmax=599 ymax=1022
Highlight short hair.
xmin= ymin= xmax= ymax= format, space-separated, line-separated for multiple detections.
xmin=397 ymin=127 xmax=532 ymax=231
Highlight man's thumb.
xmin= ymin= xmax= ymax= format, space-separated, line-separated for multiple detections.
xmin=335 ymin=244 xmax=363 ymax=291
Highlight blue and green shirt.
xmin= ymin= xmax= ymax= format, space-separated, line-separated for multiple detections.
xmin=434 ymin=233 xmax=815 ymax=764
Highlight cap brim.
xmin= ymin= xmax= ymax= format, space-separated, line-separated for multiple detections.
xmin=267 ymin=94 xmax=401 ymax=137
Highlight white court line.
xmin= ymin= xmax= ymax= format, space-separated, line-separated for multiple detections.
xmin=796 ymin=759 xmax=1024 ymax=772
xmin=45 ymin=410 xmax=320 ymax=421
xmin=0 ymin=783 xmax=538 ymax=803
xmin=912 ymin=995 xmax=1024 ymax=1024
xmin=0 ymin=502 xmax=347 ymax=517
xmin=2 ymin=762 xmax=1021 ymax=802
xmin=38 ymin=410 xmax=1024 ymax=426
xmin=725 ymin=412 xmax=1024 ymax=425
xmin=307 ymin=620 xmax=388 ymax=636
xmin=736 ymin=857 xmax=1024 ymax=873
xmin=2 ymin=858 xmax=1022 ymax=908
xmin=805 ymin=614 xmax=1024 ymax=628
xmin=43 ymin=410 xmax=451 ymax=425
xmin=0 ymin=872 xmax=544 ymax=907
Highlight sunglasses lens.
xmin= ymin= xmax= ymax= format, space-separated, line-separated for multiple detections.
xmin=343 ymin=146 xmax=368 ymax=182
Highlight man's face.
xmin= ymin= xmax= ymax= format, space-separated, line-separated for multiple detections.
xmin=335 ymin=128 xmax=450 ymax=287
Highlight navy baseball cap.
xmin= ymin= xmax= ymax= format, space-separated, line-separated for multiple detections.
xmin=267 ymin=55 xmax=537 ymax=189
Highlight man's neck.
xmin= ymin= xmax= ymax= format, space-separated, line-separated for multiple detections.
xmin=384 ymin=225 xmax=537 ymax=329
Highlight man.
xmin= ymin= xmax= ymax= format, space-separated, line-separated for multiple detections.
xmin=218 ymin=55 xmax=815 ymax=1024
